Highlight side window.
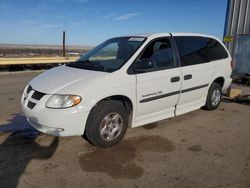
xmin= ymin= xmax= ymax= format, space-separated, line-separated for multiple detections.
xmin=134 ymin=38 xmax=176 ymax=72
xmin=174 ymin=36 xmax=228 ymax=66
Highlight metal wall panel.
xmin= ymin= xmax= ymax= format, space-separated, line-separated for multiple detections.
xmin=224 ymin=0 xmax=250 ymax=74
xmin=224 ymin=0 xmax=250 ymax=51
xmin=234 ymin=35 xmax=250 ymax=74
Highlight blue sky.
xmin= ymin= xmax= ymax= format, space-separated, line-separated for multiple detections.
xmin=0 ymin=0 xmax=228 ymax=45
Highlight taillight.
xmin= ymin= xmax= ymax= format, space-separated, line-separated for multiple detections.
xmin=230 ymin=60 xmax=234 ymax=70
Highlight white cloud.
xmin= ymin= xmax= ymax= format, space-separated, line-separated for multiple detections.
xmin=104 ymin=12 xmax=116 ymax=19
xmin=50 ymin=0 xmax=89 ymax=3
xmin=36 ymin=4 xmax=48 ymax=10
xmin=73 ymin=0 xmax=89 ymax=2
xmin=0 ymin=20 xmax=63 ymax=31
xmin=0 ymin=2 xmax=10 ymax=13
xmin=37 ymin=24 xmax=63 ymax=29
xmin=47 ymin=0 xmax=64 ymax=2
xmin=20 ymin=19 xmax=38 ymax=25
xmin=69 ymin=21 xmax=86 ymax=28
xmin=115 ymin=13 xmax=140 ymax=20
xmin=0 ymin=23 xmax=16 ymax=27
xmin=0 ymin=2 xmax=7 ymax=9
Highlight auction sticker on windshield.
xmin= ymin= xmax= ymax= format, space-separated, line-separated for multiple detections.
xmin=128 ymin=37 xmax=145 ymax=41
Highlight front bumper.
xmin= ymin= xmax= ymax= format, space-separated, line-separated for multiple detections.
xmin=21 ymin=87 xmax=88 ymax=137
xmin=23 ymin=109 xmax=88 ymax=136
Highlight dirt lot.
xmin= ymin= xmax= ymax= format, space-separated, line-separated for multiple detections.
xmin=0 ymin=71 xmax=249 ymax=188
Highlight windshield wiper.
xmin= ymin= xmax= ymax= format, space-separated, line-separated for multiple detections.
xmin=79 ymin=60 xmax=105 ymax=71
xmin=69 ymin=60 xmax=105 ymax=71
xmin=90 ymin=63 xmax=105 ymax=71
xmin=76 ymin=59 xmax=90 ymax=64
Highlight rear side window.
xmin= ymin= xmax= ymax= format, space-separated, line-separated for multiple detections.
xmin=174 ymin=36 xmax=228 ymax=66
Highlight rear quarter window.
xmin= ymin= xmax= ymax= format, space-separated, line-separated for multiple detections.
xmin=174 ymin=36 xmax=228 ymax=66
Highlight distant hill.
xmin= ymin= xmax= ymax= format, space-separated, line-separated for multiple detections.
xmin=0 ymin=44 xmax=93 ymax=57
xmin=0 ymin=44 xmax=93 ymax=50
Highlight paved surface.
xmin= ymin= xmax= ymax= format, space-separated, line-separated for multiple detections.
xmin=0 ymin=71 xmax=249 ymax=188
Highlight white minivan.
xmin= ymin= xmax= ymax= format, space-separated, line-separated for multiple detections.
xmin=21 ymin=33 xmax=232 ymax=147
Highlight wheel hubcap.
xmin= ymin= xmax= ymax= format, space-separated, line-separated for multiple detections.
xmin=211 ymin=89 xmax=221 ymax=107
xmin=100 ymin=112 xmax=123 ymax=141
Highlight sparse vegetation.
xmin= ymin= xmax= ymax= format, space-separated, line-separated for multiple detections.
xmin=0 ymin=44 xmax=91 ymax=58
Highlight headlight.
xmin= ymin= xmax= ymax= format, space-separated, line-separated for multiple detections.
xmin=46 ymin=94 xmax=82 ymax=109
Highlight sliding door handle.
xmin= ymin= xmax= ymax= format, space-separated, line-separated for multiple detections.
xmin=171 ymin=76 xmax=180 ymax=83
xmin=184 ymin=74 xmax=192 ymax=80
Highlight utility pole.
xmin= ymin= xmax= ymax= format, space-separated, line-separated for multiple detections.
xmin=62 ymin=31 xmax=66 ymax=57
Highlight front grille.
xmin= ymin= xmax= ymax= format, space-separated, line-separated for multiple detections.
xmin=27 ymin=101 xmax=36 ymax=109
xmin=27 ymin=85 xmax=32 ymax=94
xmin=25 ymin=85 xmax=47 ymax=110
xmin=31 ymin=91 xmax=46 ymax=100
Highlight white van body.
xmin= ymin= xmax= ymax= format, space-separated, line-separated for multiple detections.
xmin=21 ymin=33 xmax=232 ymax=147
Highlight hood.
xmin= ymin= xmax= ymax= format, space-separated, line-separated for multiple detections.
xmin=29 ymin=65 xmax=107 ymax=94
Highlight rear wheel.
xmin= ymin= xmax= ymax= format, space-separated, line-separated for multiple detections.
xmin=204 ymin=82 xmax=222 ymax=111
xmin=85 ymin=100 xmax=128 ymax=148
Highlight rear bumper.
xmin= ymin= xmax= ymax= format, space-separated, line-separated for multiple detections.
xmin=222 ymin=77 xmax=232 ymax=93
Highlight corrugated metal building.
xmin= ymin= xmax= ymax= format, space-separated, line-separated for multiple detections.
xmin=224 ymin=0 xmax=250 ymax=75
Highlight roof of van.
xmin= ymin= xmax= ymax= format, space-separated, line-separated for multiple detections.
xmin=122 ymin=32 xmax=220 ymax=40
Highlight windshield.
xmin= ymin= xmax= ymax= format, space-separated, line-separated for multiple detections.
xmin=67 ymin=37 xmax=146 ymax=72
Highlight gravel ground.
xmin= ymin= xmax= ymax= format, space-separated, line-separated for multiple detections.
xmin=0 ymin=71 xmax=249 ymax=188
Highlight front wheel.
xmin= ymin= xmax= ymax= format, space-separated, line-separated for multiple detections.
xmin=85 ymin=100 xmax=128 ymax=148
xmin=204 ymin=82 xmax=222 ymax=111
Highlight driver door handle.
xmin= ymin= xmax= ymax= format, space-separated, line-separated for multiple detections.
xmin=171 ymin=76 xmax=180 ymax=83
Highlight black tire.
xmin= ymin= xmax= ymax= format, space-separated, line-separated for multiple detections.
xmin=85 ymin=100 xmax=128 ymax=148
xmin=204 ymin=82 xmax=222 ymax=111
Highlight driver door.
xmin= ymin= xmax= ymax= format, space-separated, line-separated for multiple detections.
xmin=133 ymin=37 xmax=181 ymax=126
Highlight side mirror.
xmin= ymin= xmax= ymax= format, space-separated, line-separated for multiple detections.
xmin=133 ymin=58 xmax=154 ymax=73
